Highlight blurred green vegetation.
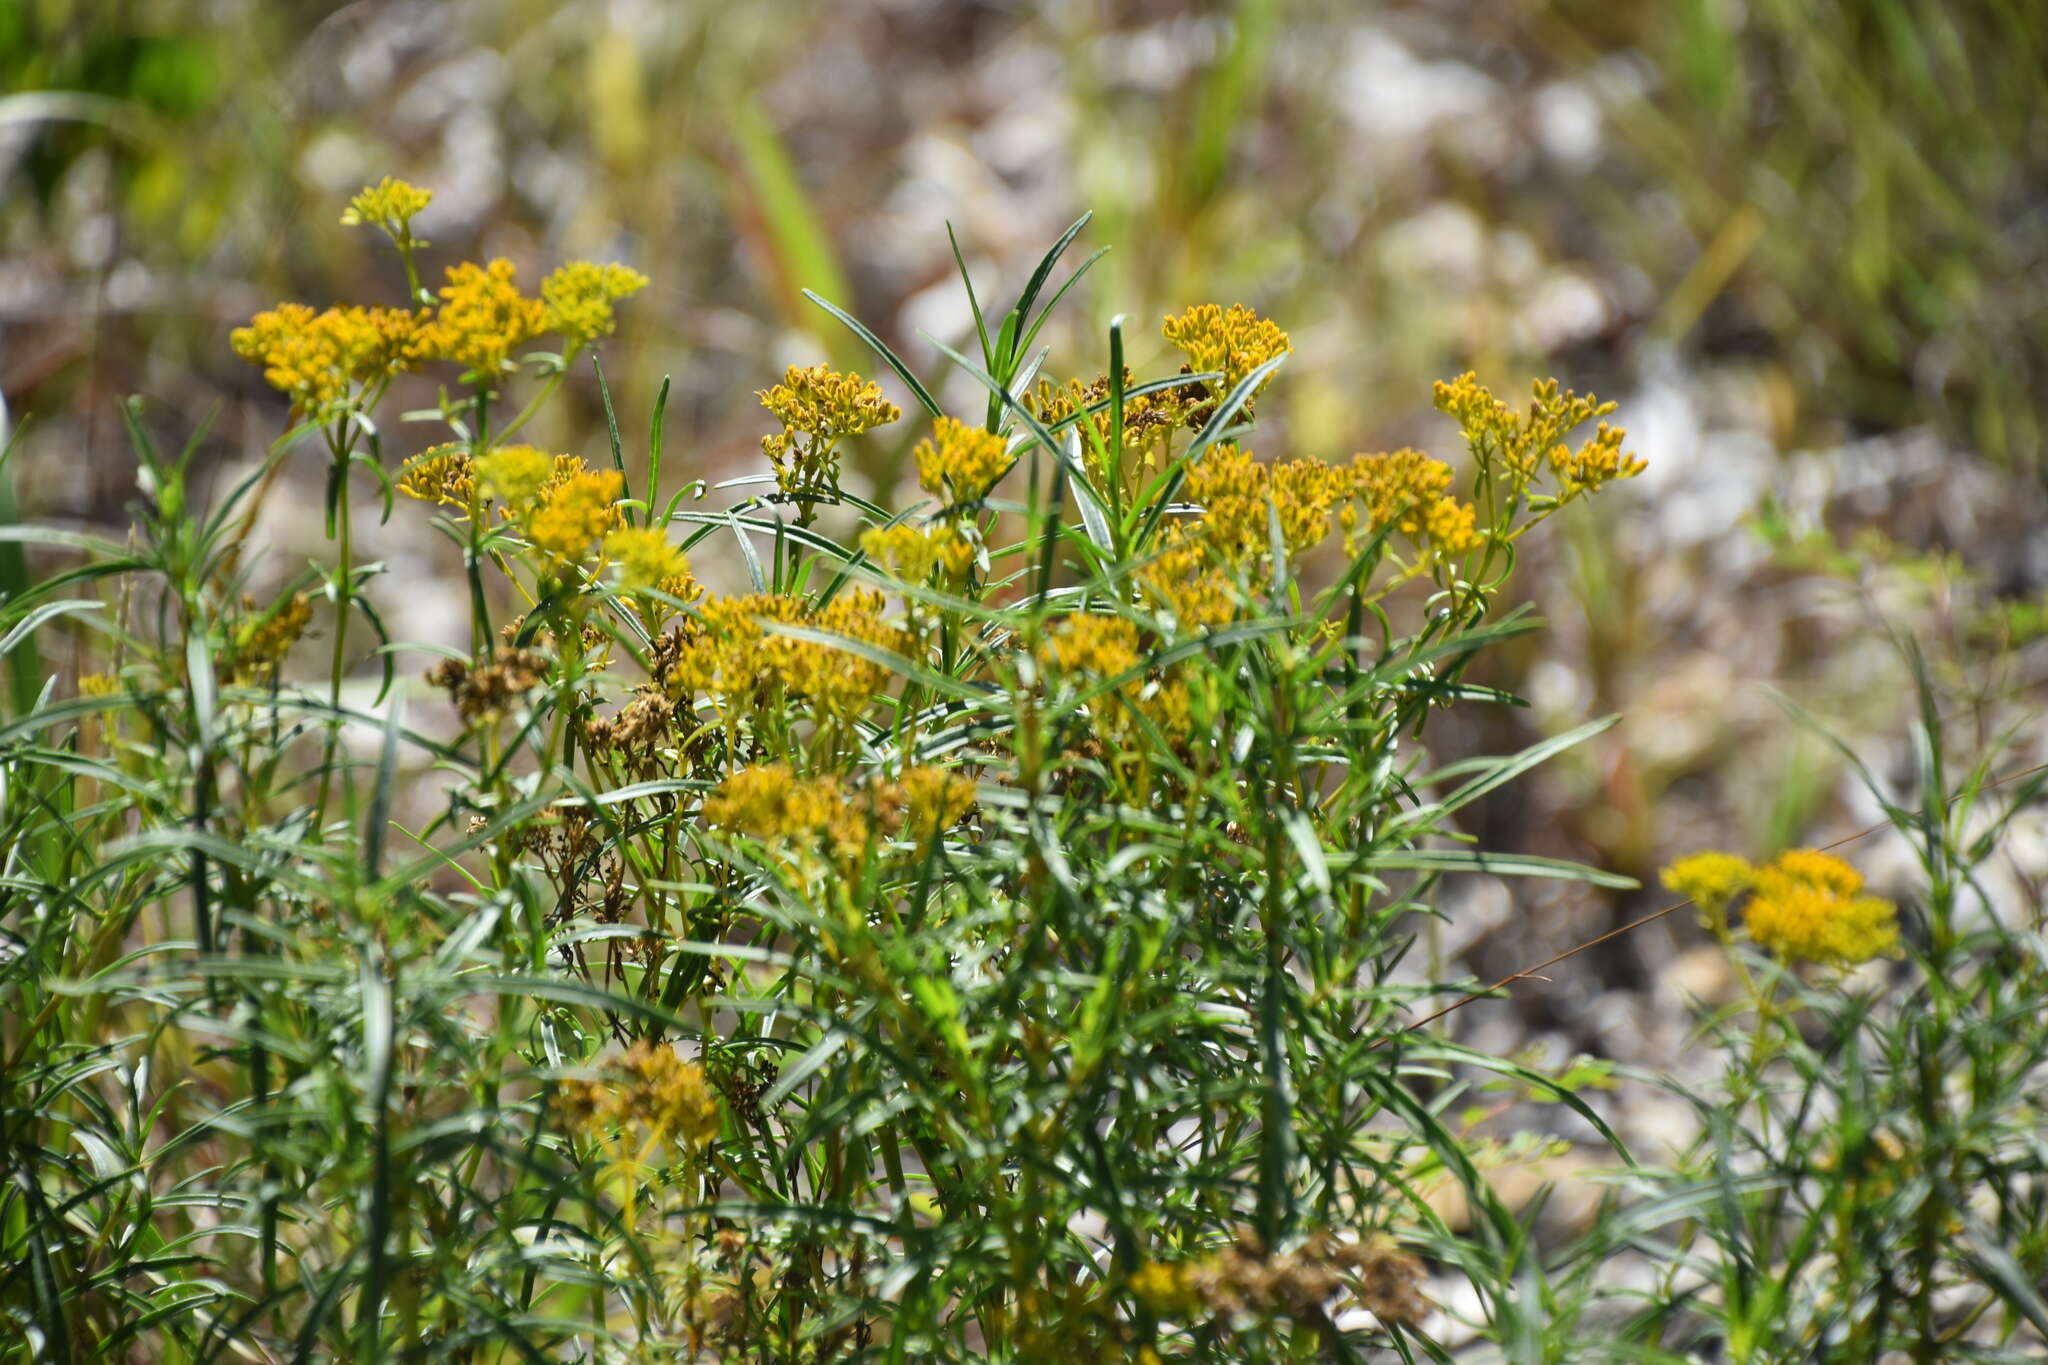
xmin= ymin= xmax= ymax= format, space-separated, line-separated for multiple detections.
xmin=1536 ymin=0 xmax=2048 ymax=470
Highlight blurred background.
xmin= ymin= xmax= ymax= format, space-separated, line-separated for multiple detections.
xmin=5 ymin=0 xmax=2046 ymax=1146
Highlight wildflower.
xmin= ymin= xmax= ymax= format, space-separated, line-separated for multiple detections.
xmin=859 ymin=521 xmax=974 ymax=586
xmin=1433 ymin=373 xmax=1644 ymax=499
xmin=471 ymin=445 xmax=557 ymax=508
xmin=1161 ymin=303 xmax=1292 ymax=415
xmin=229 ymin=593 xmax=313 ymax=682
xmin=1418 ymin=495 xmax=1481 ymax=553
xmin=77 ymin=672 xmax=121 ymax=698
xmin=1147 ymin=1230 xmax=1427 ymax=1328
xmin=603 ymin=526 xmax=693 ymax=594
xmin=525 ymin=468 xmax=625 ymax=562
xmin=1548 ymin=420 xmax=1645 ymax=494
xmin=427 ymin=647 xmax=551 ymax=721
xmin=542 ymin=260 xmax=650 ymax=351
xmin=1024 ymin=370 xmax=1187 ymax=477
xmin=396 ymin=444 xmax=474 ymax=508
xmin=1128 ymin=1262 xmax=1198 ymax=1317
xmin=758 ymin=365 xmax=900 ymax=514
xmin=668 ymin=589 xmax=905 ymax=726
xmin=1743 ymin=849 xmax=1900 ymax=966
xmin=339 ymin=176 xmax=432 ymax=237
xmin=913 ymin=416 xmax=1010 ymax=509
xmin=703 ymin=763 xmax=846 ymax=846
xmin=421 ymin=258 xmax=547 ymax=375
xmin=231 ymin=303 xmax=428 ymax=412
xmin=1661 ymin=850 xmax=1756 ymax=922
xmin=901 ymin=765 xmax=976 ymax=840
xmin=1045 ymin=613 xmax=1141 ymax=680
xmin=559 ymin=1040 xmax=720 ymax=1151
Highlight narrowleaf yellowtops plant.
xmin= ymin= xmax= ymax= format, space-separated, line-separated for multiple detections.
xmin=26 ymin=178 xmax=2042 ymax=1365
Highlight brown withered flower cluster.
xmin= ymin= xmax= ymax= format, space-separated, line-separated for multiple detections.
xmin=426 ymin=646 xmax=550 ymax=721
xmin=1129 ymin=1229 xmax=1427 ymax=1330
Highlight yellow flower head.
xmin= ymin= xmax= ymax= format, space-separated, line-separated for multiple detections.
xmin=229 ymin=593 xmax=313 ymax=682
xmin=340 ymin=177 xmax=433 ymax=237
xmin=1128 ymin=1261 xmax=1199 ymax=1317
xmin=703 ymin=763 xmax=842 ymax=845
xmin=1433 ymin=372 xmax=1644 ymax=498
xmin=1744 ymin=849 xmax=1900 ymax=966
xmin=669 ymin=589 xmax=905 ymax=725
xmin=397 ymin=444 xmax=474 ymax=508
xmin=758 ymin=365 xmax=901 ymax=510
xmin=603 ymin=526 xmax=693 ymax=594
xmin=559 ymin=1040 xmax=719 ymax=1150
xmin=913 ymin=416 xmax=1010 ymax=508
xmin=1660 ymin=850 xmax=1756 ymax=920
xmin=472 ymin=445 xmax=557 ymax=508
xmin=1162 ymin=303 xmax=1292 ymax=403
xmin=231 ymin=303 xmax=428 ymax=411
xmin=901 ymin=765 xmax=976 ymax=840
xmin=1045 ymin=613 xmax=1142 ymax=680
xmin=542 ymin=260 xmax=650 ymax=351
xmin=422 ymin=258 xmax=548 ymax=375
xmin=859 ymin=521 xmax=974 ymax=586
xmin=524 ymin=468 xmax=625 ymax=562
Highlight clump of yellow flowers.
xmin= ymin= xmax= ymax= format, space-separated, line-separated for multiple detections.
xmin=1435 ymin=372 xmax=1647 ymax=507
xmin=914 ymin=416 xmax=1012 ymax=509
xmin=559 ymin=1039 xmax=720 ymax=1153
xmin=703 ymin=761 xmax=976 ymax=864
xmin=1162 ymin=302 xmax=1294 ymax=411
xmin=758 ymin=364 xmax=901 ymax=521
xmin=1663 ymin=847 xmax=1902 ymax=967
xmin=234 ymin=177 xmax=651 ymax=414
xmin=230 ymin=302 xmax=428 ymax=413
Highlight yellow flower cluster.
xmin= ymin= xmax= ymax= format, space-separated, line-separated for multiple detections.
xmin=229 ymin=593 xmax=313 ymax=682
xmin=859 ymin=521 xmax=974 ymax=586
xmin=703 ymin=762 xmax=976 ymax=858
xmin=396 ymin=444 xmax=474 ymax=508
xmin=703 ymin=763 xmax=851 ymax=847
xmin=247 ymin=184 xmax=653 ymax=410
xmin=230 ymin=303 xmax=428 ymax=412
xmin=1746 ymin=850 xmax=1900 ymax=966
xmin=1041 ymin=613 xmax=1196 ymax=742
xmin=1161 ymin=303 xmax=1292 ymax=406
xmin=472 ymin=445 xmax=559 ymax=507
xmin=1433 ymin=373 xmax=1645 ymax=499
xmin=1138 ymin=442 xmax=1483 ymax=634
xmin=1344 ymin=449 xmax=1480 ymax=553
xmin=1662 ymin=847 xmax=1901 ymax=966
xmin=421 ymin=258 xmax=548 ymax=375
xmin=468 ymin=447 xmax=626 ymax=562
xmin=603 ymin=526 xmax=697 ymax=597
xmin=667 ymin=588 xmax=905 ymax=725
xmin=901 ymin=765 xmax=977 ymax=840
xmin=1045 ymin=613 xmax=1142 ymax=680
xmin=1661 ymin=849 xmax=1757 ymax=921
xmin=758 ymin=365 xmax=901 ymax=511
xmin=913 ymin=416 xmax=1011 ymax=509
xmin=339 ymin=176 xmax=432 ymax=235
xmin=1025 ymin=370 xmax=1187 ymax=478
xmin=526 ymin=467 xmax=627 ymax=562
xmin=558 ymin=1040 xmax=720 ymax=1151
xmin=542 ymin=260 xmax=650 ymax=351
